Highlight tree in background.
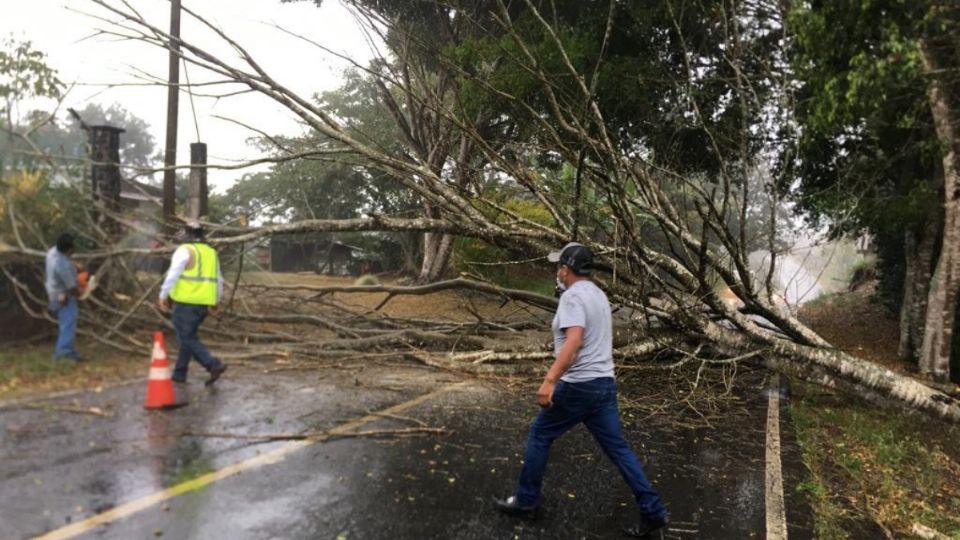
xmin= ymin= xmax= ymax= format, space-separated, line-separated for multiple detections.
xmin=67 ymin=103 xmax=158 ymax=170
xmin=789 ymin=0 xmax=960 ymax=382
xmin=222 ymin=69 xmax=421 ymax=273
xmin=1 ymin=37 xmax=161 ymax=262
xmin=4 ymin=103 xmax=158 ymax=179
xmin=0 ymin=37 xmax=62 ymax=173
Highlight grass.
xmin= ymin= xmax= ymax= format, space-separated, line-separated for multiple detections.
xmin=789 ymin=382 xmax=960 ymax=539
xmin=468 ymin=266 xmax=555 ymax=297
xmin=0 ymin=340 xmax=143 ymax=400
xmin=794 ymin=476 xmax=847 ymax=539
xmin=796 ymin=285 xmax=960 ymax=538
xmin=171 ymin=459 xmax=216 ymax=486
xmin=497 ymin=273 xmax=555 ymax=297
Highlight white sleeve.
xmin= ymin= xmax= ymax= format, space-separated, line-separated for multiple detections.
xmin=158 ymin=246 xmax=192 ymax=300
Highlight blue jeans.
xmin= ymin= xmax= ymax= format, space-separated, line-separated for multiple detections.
xmin=172 ymin=303 xmax=222 ymax=380
xmin=515 ymin=377 xmax=667 ymax=521
xmin=52 ymin=296 xmax=79 ymax=359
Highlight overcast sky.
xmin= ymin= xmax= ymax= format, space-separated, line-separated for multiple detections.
xmin=1 ymin=0 xmax=376 ymax=192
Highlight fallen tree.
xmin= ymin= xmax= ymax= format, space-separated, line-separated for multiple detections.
xmin=2 ymin=0 xmax=958 ymax=422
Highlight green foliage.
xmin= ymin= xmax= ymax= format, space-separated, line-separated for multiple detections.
xmin=0 ymin=37 xmax=62 ymax=117
xmin=787 ymin=0 xmax=959 ymax=318
xmin=787 ymin=1 xmax=941 ymax=235
xmin=455 ymin=196 xmax=555 ymax=294
xmin=442 ymin=1 xmax=781 ymax=175
xmin=1 ymin=37 xmax=62 ymax=183
xmin=219 ymin=69 xmax=421 ymax=271
xmin=223 ymin=69 xmax=415 ymax=223
xmin=0 ymin=169 xmax=91 ymax=250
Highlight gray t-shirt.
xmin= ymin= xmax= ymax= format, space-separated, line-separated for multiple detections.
xmin=552 ymin=280 xmax=614 ymax=383
xmin=45 ymin=247 xmax=77 ymax=311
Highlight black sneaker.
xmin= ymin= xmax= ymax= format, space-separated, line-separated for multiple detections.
xmin=493 ymin=495 xmax=537 ymax=519
xmin=205 ymin=365 xmax=227 ymax=386
xmin=623 ymin=515 xmax=668 ymax=538
xmin=171 ymin=376 xmax=187 ymax=384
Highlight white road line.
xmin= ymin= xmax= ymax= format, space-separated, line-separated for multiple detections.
xmin=765 ymin=373 xmax=788 ymax=539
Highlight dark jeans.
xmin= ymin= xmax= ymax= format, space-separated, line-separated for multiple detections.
xmin=172 ymin=303 xmax=222 ymax=380
xmin=52 ymin=296 xmax=79 ymax=359
xmin=515 ymin=377 xmax=667 ymax=521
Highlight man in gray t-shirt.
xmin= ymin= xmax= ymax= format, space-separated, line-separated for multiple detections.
xmin=552 ymin=279 xmax=614 ymax=382
xmin=495 ymin=242 xmax=668 ymax=538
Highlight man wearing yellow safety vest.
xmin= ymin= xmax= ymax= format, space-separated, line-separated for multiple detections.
xmin=157 ymin=220 xmax=228 ymax=386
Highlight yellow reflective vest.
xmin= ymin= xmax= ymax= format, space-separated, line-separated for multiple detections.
xmin=170 ymin=243 xmax=219 ymax=306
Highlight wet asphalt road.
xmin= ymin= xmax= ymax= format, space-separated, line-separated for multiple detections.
xmin=0 ymin=362 xmax=813 ymax=539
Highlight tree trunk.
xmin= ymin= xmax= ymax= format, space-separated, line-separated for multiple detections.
xmin=912 ymin=217 xmax=940 ymax=362
xmin=427 ymin=233 xmax=454 ymax=282
xmin=418 ymin=199 xmax=456 ymax=283
xmin=953 ymin=297 xmax=960 ymax=384
xmin=920 ymin=208 xmax=960 ymax=381
xmin=900 ymin=229 xmax=918 ymax=361
xmin=418 ymin=231 xmax=437 ymax=283
xmin=401 ymin=232 xmax=420 ymax=275
xmin=418 ymin=231 xmax=454 ymax=283
xmin=699 ymin=313 xmax=960 ymax=422
xmin=901 ymin=219 xmax=939 ymax=363
xmin=919 ymin=41 xmax=960 ymax=382
xmin=417 ymin=201 xmax=440 ymax=283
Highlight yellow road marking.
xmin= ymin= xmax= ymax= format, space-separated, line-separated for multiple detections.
xmin=34 ymin=381 xmax=469 ymax=540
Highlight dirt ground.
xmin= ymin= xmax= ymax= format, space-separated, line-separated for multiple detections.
xmin=798 ymin=283 xmax=906 ymax=372
xmin=240 ymin=271 xmax=546 ymax=323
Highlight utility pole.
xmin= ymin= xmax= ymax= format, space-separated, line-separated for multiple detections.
xmin=162 ymin=0 xmax=181 ymax=225
xmin=188 ymin=142 xmax=207 ymax=219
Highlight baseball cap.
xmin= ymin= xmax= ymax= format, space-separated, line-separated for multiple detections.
xmin=182 ymin=219 xmax=205 ymax=239
xmin=547 ymin=242 xmax=593 ymax=275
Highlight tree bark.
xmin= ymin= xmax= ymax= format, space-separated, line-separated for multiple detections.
xmin=912 ymin=217 xmax=939 ymax=362
xmin=919 ymin=40 xmax=960 ymax=382
xmin=900 ymin=218 xmax=939 ymax=363
xmin=427 ymin=233 xmax=455 ymax=282
xmin=418 ymin=229 xmax=437 ymax=283
xmin=899 ymin=229 xmax=918 ymax=361
xmin=699 ymin=311 xmax=960 ymax=422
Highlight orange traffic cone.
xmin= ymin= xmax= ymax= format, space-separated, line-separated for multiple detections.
xmin=144 ymin=331 xmax=176 ymax=409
